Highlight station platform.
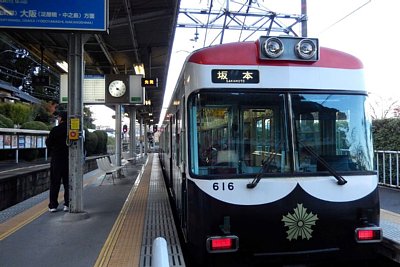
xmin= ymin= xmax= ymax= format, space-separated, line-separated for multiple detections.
xmin=0 ymin=153 xmax=185 ymax=267
xmin=2 ymin=154 xmax=400 ymax=266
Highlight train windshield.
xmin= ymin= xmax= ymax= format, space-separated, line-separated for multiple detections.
xmin=188 ymin=91 xmax=374 ymax=177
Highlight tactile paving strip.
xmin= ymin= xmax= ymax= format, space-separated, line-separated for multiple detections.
xmin=140 ymin=157 xmax=186 ymax=267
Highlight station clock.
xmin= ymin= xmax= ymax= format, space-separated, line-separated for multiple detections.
xmin=105 ymin=74 xmax=130 ymax=103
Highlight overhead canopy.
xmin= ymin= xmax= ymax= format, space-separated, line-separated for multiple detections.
xmin=0 ymin=0 xmax=180 ymax=124
xmin=0 ymin=80 xmax=41 ymax=104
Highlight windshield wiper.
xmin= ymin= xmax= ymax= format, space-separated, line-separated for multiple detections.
xmin=301 ymin=144 xmax=347 ymax=185
xmin=247 ymin=150 xmax=279 ymax=189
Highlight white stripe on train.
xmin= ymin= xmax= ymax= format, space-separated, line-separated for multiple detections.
xmin=184 ymin=63 xmax=365 ymax=92
xmin=189 ymin=175 xmax=377 ymax=205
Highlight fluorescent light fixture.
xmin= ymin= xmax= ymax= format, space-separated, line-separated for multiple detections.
xmin=0 ymin=5 xmax=13 ymax=16
xmin=56 ymin=61 xmax=69 ymax=73
xmin=134 ymin=63 xmax=145 ymax=76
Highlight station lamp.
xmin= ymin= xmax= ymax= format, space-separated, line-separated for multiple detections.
xmin=134 ymin=63 xmax=145 ymax=76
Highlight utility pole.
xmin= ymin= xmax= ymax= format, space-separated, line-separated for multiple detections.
xmin=301 ymin=0 xmax=308 ymax=37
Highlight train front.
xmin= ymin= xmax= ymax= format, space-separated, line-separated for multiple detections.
xmin=183 ymin=36 xmax=382 ymax=266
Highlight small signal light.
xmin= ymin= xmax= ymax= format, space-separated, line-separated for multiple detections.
xmin=355 ymin=227 xmax=382 ymax=243
xmin=206 ymin=236 xmax=239 ymax=253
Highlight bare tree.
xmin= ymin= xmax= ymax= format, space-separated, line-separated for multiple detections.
xmin=368 ymin=94 xmax=399 ymax=119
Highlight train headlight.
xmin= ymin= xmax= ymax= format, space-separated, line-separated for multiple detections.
xmin=263 ymin=37 xmax=284 ymax=58
xmin=295 ymin=39 xmax=317 ymax=60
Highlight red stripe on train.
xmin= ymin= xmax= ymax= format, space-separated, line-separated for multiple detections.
xmin=188 ymin=41 xmax=363 ymax=69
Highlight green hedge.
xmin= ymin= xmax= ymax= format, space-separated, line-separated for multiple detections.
xmin=372 ymin=118 xmax=400 ymax=151
xmin=85 ymin=130 xmax=98 ymax=156
xmin=20 ymin=121 xmax=50 ymax=130
xmin=0 ymin=102 xmax=34 ymax=126
xmin=0 ymin=114 xmax=13 ymax=128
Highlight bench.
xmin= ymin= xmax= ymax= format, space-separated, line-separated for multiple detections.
xmin=96 ymin=157 xmax=124 ymax=185
xmin=110 ymin=154 xmax=129 ymax=175
xmin=122 ymin=151 xmax=137 ymax=164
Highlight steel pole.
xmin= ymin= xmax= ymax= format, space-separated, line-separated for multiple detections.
xmin=67 ymin=33 xmax=85 ymax=214
xmin=115 ymin=104 xmax=122 ymax=167
xmin=129 ymin=107 xmax=136 ymax=158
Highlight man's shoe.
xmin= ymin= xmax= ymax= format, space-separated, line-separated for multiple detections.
xmin=49 ymin=208 xmax=57 ymax=212
xmin=63 ymin=206 xmax=69 ymax=212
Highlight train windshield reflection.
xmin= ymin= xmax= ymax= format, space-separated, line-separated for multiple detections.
xmin=188 ymin=91 xmax=373 ymax=177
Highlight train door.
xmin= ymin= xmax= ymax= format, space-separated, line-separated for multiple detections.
xmin=180 ymin=95 xmax=188 ymax=233
xmin=174 ymin=105 xmax=182 ymax=215
xmin=168 ymin=115 xmax=174 ymax=190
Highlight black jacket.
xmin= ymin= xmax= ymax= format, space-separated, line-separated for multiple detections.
xmin=46 ymin=122 xmax=68 ymax=159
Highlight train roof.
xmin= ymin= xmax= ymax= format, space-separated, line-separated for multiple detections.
xmin=187 ymin=40 xmax=363 ymax=69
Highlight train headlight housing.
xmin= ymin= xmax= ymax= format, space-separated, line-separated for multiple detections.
xmin=295 ymin=39 xmax=317 ymax=60
xmin=263 ymin=37 xmax=284 ymax=58
xmin=259 ymin=36 xmax=319 ymax=61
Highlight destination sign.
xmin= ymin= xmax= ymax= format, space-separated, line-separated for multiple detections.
xmin=141 ymin=77 xmax=158 ymax=88
xmin=211 ymin=69 xmax=259 ymax=84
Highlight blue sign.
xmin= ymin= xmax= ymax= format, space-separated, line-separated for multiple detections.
xmin=0 ymin=0 xmax=108 ymax=31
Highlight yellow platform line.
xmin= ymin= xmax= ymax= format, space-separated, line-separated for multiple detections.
xmin=0 ymin=202 xmax=48 ymax=241
xmin=0 ymin=169 xmax=101 ymax=241
xmin=94 ymin=155 xmax=152 ymax=267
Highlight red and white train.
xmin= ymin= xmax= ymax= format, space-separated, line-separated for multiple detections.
xmin=159 ymin=36 xmax=382 ymax=266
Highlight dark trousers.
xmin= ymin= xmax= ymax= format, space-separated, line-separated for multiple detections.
xmin=48 ymin=157 xmax=69 ymax=209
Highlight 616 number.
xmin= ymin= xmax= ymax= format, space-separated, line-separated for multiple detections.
xmin=213 ymin=182 xmax=234 ymax=191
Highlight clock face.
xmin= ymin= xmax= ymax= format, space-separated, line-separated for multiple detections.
xmin=108 ymin=80 xmax=126 ymax=97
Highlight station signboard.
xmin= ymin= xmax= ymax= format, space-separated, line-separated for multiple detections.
xmin=60 ymin=74 xmax=144 ymax=105
xmin=0 ymin=0 xmax=108 ymax=32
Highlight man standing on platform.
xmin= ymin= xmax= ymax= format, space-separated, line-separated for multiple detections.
xmin=46 ymin=111 xmax=69 ymax=212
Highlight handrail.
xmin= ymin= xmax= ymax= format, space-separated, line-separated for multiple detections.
xmin=376 ymin=150 xmax=400 ymax=188
xmin=0 ymin=127 xmax=49 ymax=134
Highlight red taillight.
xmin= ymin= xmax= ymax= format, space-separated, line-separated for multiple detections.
xmin=355 ymin=227 xmax=382 ymax=243
xmin=212 ymin=238 xmax=232 ymax=250
xmin=358 ymin=230 xmax=374 ymax=240
xmin=206 ymin=235 xmax=239 ymax=253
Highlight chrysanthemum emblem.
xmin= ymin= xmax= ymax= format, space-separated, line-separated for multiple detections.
xmin=281 ymin=203 xmax=319 ymax=241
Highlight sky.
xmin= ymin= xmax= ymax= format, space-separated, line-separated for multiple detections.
xmin=90 ymin=0 xmax=398 ymax=128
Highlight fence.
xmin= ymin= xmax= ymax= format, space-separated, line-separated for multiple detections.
xmin=376 ymin=150 xmax=400 ymax=188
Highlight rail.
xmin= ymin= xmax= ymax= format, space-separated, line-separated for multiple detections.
xmin=376 ymin=150 xmax=400 ymax=188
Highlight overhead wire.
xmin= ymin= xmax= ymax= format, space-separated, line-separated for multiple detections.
xmin=318 ymin=0 xmax=372 ymax=35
